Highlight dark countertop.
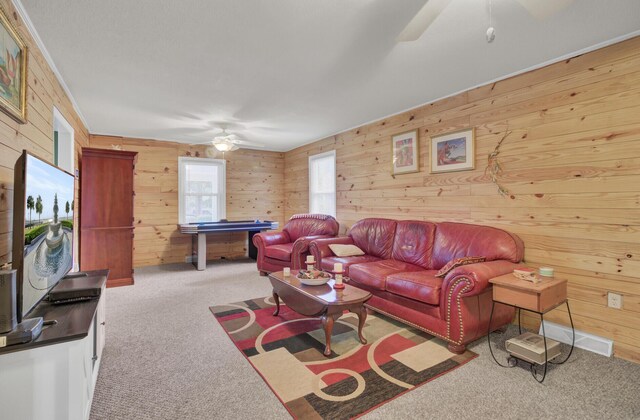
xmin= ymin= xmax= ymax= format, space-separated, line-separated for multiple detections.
xmin=0 ymin=270 xmax=108 ymax=356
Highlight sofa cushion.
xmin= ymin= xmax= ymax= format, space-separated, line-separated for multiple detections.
xmin=391 ymin=221 xmax=437 ymax=269
xmin=329 ymin=244 xmax=365 ymax=257
xmin=432 ymin=222 xmax=524 ymax=269
xmin=348 ymin=218 xmax=397 ymax=259
xmin=349 ymin=259 xmax=424 ymax=291
xmin=321 ymin=255 xmax=380 ymax=274
xmin=386 ymin=271 xmax=442 ymax=305
xmin=435 ymin=256 xmax=486 ymax=278
xmin=264 ymin=244 xmax=294 ymax=261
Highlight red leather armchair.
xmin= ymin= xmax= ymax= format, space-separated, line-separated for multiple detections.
xmin=252 ymin=214 xmax=339 ymax=275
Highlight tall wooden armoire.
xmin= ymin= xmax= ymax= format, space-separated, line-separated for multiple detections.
xmin=80 ymin=148 xmax=137 ymax=287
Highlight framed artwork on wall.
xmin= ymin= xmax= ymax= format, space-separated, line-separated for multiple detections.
xmin=391 ymin=129 xmax=419 ymax=175
xmin=430 ymin=128 xmax=475 ymax=173
xmin=0 ymin=6 xmax=27 ymax=123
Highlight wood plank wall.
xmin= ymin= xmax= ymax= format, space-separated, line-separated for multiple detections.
xmin=89 ymin=135 xmax=285 ymax=267
xmin=284 ymin=37 xmax=640 ymax=363
xmin=0 ymin=0 xmax=89 ymax=264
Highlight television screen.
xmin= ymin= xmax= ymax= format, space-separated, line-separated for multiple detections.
xmin=13 ymin=152 xmax=75 ymax=319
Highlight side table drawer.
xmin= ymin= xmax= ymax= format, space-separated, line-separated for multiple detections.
xmin=493 ymin=287 xmax=539 ymax=312
xmin=493 ymin=280 xmax=567 ymax=313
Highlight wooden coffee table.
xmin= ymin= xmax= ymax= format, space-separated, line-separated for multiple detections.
xmin=268 ymin=271 xmax=372 ymax=356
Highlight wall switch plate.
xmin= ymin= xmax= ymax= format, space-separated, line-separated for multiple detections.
xmin=607 ymin=292 xmax=623 ymax=309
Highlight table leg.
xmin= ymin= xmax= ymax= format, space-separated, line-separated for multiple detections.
xmin=550 ymin=301 xmax=575 ymax=365
xmin=321 ymin=314 xmax=335 ymax=357
xmin=248 ymin=231 xmax=260 ymax=260
xmin=197 ymin=233 xmax=206 ymax=271
xmin=351 ymin=306 xmax=368 ymax=345
xmin=272 ymin=292 xmax=280 ymax=316
xmin=531 ymin=313 xmax=549 ymax=383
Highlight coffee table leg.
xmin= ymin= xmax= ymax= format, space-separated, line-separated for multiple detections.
xmin=354 ymin=306 xmax=368 ymax=345
xmin=272 ymin=292 xmax=280 ymax=316
xmin=321 ymin=314 xmax=335 ymax=357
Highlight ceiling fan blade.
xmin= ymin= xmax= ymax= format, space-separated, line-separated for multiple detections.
xmin=396 ymin=0 xmax=452 ymax=42
xmin=516 ymin=0 xmax=574 ymax=19
xmin=231 ymin=139 xmax=265 ymax=148
xmin=188 ymin=139 xmax=216 ymax=145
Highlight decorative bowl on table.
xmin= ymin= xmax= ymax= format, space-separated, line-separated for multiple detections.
xmin=296 ymin=269 xmax=331 ymax=286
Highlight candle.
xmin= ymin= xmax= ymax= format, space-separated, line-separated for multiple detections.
xmin=334 ymin=263 xmax=343 ymax=273
xmin=306 ymin=255 xmax=315 ymax=264
xmin=335 ymin=273 xmax=343 ymax=286
xmin=283 ymin=267 xmax=290 ymax=277
xmin=539 ymin=267 xmax=554 ymax=277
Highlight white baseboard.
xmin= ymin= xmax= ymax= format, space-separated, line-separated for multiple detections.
xmin=539 ymin=320 xmax=613 ymax=357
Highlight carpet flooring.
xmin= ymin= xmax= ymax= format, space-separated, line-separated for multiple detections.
xmin=91 ymin=259 xmax=640 ymax=419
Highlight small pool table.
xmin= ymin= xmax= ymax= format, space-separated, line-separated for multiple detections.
xmin=179 ymin=220 xmax=279 ymax=270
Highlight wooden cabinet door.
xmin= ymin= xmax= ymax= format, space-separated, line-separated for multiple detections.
xmin=80 ymin=148 xmax=137 ymax=287
xmin=80 ymin=228 xmax=133 ymax=286
xmin=81 ymin=154 xmax=134 ymax=228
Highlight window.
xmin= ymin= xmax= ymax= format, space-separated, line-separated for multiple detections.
xmin=53 ymin=107 xmax=74 ymax=173
xmin=309 ymin=150 xmax=336 ymax=217
xmin=178 ymin=157 xmax=226 ymax=224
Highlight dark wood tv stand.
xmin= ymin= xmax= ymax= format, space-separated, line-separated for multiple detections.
xmin=0 ymin=270 xmax=108 ymax=420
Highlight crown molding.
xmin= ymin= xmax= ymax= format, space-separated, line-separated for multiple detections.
xmin=12 ymin=0 xmax=90 ymax=131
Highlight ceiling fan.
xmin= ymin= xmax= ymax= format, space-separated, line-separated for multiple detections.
xmin=189 ymin=128 xmax=264 ymax=153
xmin=396 ymin=0 xmax=575 ymax=42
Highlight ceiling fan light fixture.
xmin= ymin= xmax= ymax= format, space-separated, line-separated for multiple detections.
xmin=213 ymin=141 xmax=238 ymax=152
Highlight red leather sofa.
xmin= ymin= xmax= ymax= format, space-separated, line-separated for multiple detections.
xmin=309 ymin=218 xmax=524 ymax=353
xmin=253 ymin=214 xmax=339 ymax=275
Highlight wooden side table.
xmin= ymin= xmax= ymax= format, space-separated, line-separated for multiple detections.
xmin=487 ymin=273 xmax=575 ymax=383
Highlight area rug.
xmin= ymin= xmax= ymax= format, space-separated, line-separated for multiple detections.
xmin=210 ymin=297 xmax=477 ymax=419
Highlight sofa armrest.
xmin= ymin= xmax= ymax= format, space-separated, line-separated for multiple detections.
xmin=290 ymin=235 xmax=334 ymax=269
xmin=442 ymin=260 xmax=523 ymax=299
xmin=439 ymin=260 xmax=523 ymax=344
xmin=292 ymin=235 xmax=333 ymax=258
xmin=308 ymin=236 xmax=354 ymax=267
xmin=252 ymin=231 xmax=290 ymax=249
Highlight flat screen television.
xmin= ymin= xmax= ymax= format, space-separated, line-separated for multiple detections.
xmin=12 ymin=151 xmax=75 ymax=322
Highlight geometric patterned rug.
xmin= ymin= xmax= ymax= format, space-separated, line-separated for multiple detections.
xmin=210 ymin=297 xmax=477 ymax=419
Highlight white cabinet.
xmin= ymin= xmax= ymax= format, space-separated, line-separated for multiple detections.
xmin=0 ymin=287 xmax=106 ymax=420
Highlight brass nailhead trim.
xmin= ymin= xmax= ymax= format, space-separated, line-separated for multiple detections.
xmin=365 ymin=274 xmax=472 ymax=346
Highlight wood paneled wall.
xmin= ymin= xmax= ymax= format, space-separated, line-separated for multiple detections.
xmin=89 ymin=135 xmax=285 ymax=267
xmin=284 ymin=37 xmax=640 ymax=363
xmin=0 ymin=0 xmax=89 ymax=264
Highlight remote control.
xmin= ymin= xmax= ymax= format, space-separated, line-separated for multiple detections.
xmin=63 ymin=272 xmax=88 ymax=279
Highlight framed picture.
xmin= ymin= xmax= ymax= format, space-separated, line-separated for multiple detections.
xmin=391 ymin=130 xmax=419 ymax=175
xmin=430 ymin=128 xmax=475 ymax=173
xmin=0 ymin=6 xmax=27 ymax=123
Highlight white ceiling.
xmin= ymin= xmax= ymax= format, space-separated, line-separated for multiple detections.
xmin=20 ymin=0 xmax=640 ymax=151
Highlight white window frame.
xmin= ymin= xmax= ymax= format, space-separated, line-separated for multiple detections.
xmin=308 ymin=150 xmax=336 ymax=217
xmin=52 ymin=106 xmax=77 ymax=270
xmin=178 ymin=157 xmax=226 ymax=224
xmin=52 ymin=106 xmax=74 ymax=174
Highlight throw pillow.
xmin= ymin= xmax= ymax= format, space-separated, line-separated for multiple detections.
xmin=329 ymin=244 xmax=365 ymax=257
xmin=435 ymin=256 xmax=486 ymax=278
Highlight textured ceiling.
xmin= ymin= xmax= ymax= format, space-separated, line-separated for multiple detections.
xmin=20 ymin=0 xmax=640 ymax=151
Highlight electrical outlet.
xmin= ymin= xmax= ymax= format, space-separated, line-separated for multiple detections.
xmin=184 ymin=256 xmax=194 ymax=263
xmin=607 ymin=292 xmax=623 ymax=309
